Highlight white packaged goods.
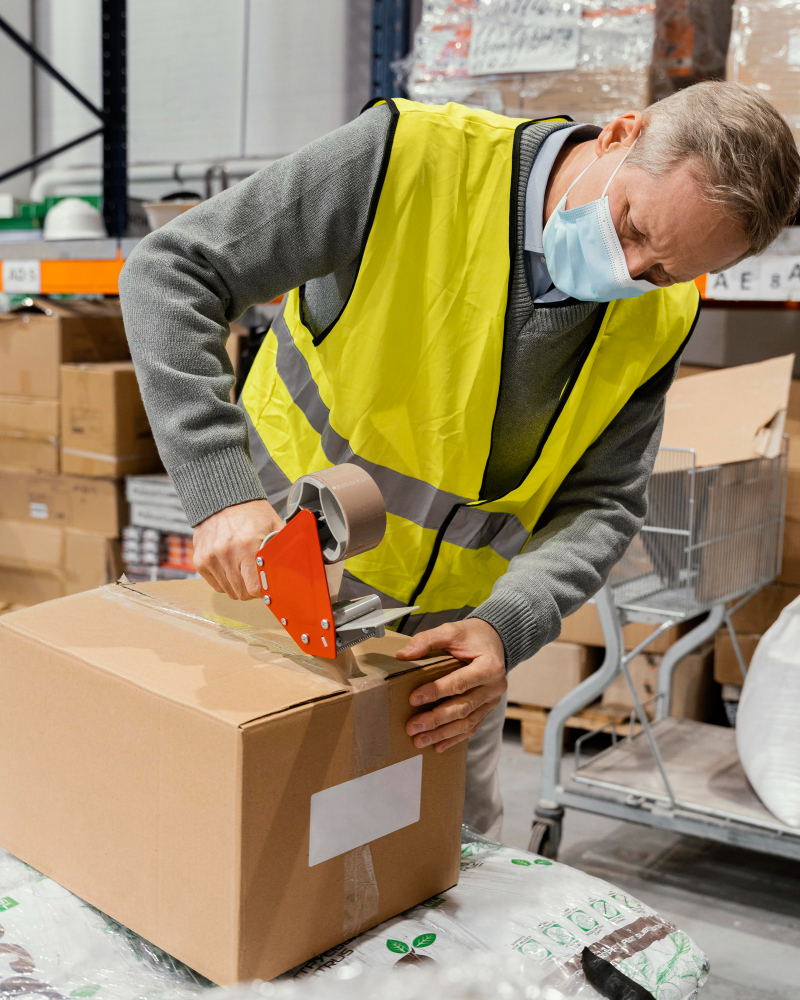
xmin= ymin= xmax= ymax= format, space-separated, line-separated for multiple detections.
xmin=736 ymin=595 xmax=800 ymax=828
xmin=286 ymin=834 xmax=708 ymax=998
xmin=0 ymin=836 xmax=708 ymax=998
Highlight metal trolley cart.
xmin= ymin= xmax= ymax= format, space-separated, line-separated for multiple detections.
xmin=529 ymin=442 xmax=800 ymax=863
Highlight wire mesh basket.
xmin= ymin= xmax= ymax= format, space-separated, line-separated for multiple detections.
xmin=609 ymin=442 xmax=789 ymax=621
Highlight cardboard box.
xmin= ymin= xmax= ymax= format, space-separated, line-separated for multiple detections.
xmin=0 ymin=579 xmax=466 ymax=984
xmin=0 ymin=298 xmax=128 ymax=399
xmin=61 ymin=363 xmax=161 ymax=478
xmin=726 ymin=582 xmax=800 ymax=635
xmin=508 ymin=642 xmax=600 ymax=709
xmin=0 ymin=395 xmax=60 ymax=473
xmin=661 ymin=355 xmax=794 ymax=467
xmin=0 ymin=520 xmax=121 ymax=604
xmin=714 ymin=631 xmax=761 ymax=685
xmin=728 ymin=0 xmax=800 ymax=143
xmin=0 ymin=470 xmax=126 ymax=536
xmin=558 ymin=601 xmax=690 ymax=653
xmin=601 ymin=644 xmax=713 ymax=721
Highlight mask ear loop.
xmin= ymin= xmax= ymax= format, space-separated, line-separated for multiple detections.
xmin=601 ymin=137 xmax=638 ymax=198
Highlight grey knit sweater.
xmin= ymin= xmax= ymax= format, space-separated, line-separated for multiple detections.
xmin=119 ymin=104 xmax=687 ymax=669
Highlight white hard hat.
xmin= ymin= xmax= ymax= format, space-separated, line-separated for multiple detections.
xmin=43 ymin=198 xmax=107 ymax=240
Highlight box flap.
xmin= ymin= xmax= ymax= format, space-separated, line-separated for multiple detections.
xmin=661 ymin=355 xmax=795 ymax=467
xmin=0 ymin=579 xmax=445 ymax=727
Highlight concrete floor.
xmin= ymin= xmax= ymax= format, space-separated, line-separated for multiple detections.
xmin=498 ymin=724 xmax=800 ymax=1000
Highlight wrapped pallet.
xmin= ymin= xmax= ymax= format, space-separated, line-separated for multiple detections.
xmin=727 ymin=0 xmax=800 ymax=144
xmin=406 ymin=0 xmax=655 ymax=124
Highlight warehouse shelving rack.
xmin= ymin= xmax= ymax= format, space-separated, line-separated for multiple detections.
xmin=0 ymin=0 xmax=127 ymax=297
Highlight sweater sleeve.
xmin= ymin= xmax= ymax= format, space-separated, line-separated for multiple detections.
xmin=469 ymin=353 xmax=683 ymax=669
xmin=119 ymin=104 xmax=391 ymax=527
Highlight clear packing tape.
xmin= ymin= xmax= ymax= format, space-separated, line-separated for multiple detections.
xmin=0 ymin=831 xmax=709 ymax=999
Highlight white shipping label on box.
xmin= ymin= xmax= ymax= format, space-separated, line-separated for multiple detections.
xmin=468 ymin=0 xmax=580 ymax=76
xmin=308 ymin=755 xmax=423 ymax=867
xmin=704 ymin=256 xmax=800 ymax=301
xmin=1 ymin=260 xmax=41 ymax=294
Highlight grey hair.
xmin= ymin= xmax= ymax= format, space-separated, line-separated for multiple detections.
xmin=628 ymin=81 xmax=800 ymax=265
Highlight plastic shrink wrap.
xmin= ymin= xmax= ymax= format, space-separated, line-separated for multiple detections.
xmin=406 ymin=0 xmax=655 ymax=124
xmin=0 ymin=835 xmax=708 ymax=999
xmin=406 ymin=0 xmax=734 ymax=123
xmin=283 ymin=833 xmax=708 ymax=998
xmin=727 ymin=0 xmax=800 ymax=143
xmin=737 ymin=595 xmax=800 ymax=828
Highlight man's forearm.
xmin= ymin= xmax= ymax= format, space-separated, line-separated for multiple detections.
xmin=470 ymin=354 xmax=681 ymax=668
xmin=119 ymin=106 xmax=391 ymax=526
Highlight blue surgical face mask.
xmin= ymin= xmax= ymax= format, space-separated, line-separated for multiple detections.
xmin=542 ymin=139 xmax=661 ymax=302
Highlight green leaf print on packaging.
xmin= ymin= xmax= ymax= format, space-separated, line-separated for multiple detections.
xmin=413 ymin=933 xmax=436 ymax=949
xmin=0 ymin=897 xmax=18 ymax=911
xmin=568 ymin=910 xmax=600 ymax=933
xmin=389 ymin=933 xmax=437 ymax=968
xmin=511 ymin=859 xmax=531 ymax=866
xmin=70 ymin=987 xmax=100 ymax=997
xmin=533 ymin=859 xmax=552 ymax=866
xmin=619 ymin=930 xmax=710 ymax=997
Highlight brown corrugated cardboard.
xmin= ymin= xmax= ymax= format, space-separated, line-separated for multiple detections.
xmin=508 ymin=642 xmax=600 ymax=709
xmin=714 ymin=630 xmax=760 ymax=685
xmin=661 ymin=355 xmax=794 ymax=466
xmin=0 ymin=520 xmax=121 ymax=603
xmin=61 ymin=363 xmax=161 ymax=478
xmin=728 ymin=0 xmax=800 ymax=143
xmin=726 ymin=582 xmax=800 ymax=634
xmin=0 ymin=298 xmax=128 ymax=399
xmin=0 ymin=579 xmax=466 ymax=984
xmin=558 ymin=601 xmax=690 ymax=653
xmin=601 ymin=645 xmax=713 ymax=721
xmin=0 ymin=395 xmax=60 ymax=473
xmin=0 ymin=470 xmax=125 ymax=536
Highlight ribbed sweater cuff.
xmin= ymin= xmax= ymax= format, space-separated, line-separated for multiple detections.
xmin=469 ymin=589 xmax=554 ymax=671
xmin=170 ymin=447 xmax=268 ymax=527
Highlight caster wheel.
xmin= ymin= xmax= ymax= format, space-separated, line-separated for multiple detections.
xmin=528 ymin=819 xmax=561 ymax=859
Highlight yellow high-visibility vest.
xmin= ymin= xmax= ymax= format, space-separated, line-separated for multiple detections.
xmin=242 ymin=98 xmax=700 ymax=632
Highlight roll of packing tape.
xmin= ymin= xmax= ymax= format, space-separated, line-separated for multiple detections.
xmin=287 ymin=464 xmax=386 ymax=563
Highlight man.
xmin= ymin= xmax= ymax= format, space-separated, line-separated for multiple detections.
xmin=120 ymin=81 xmax=799 ymax=839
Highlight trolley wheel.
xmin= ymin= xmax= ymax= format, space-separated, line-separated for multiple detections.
xmin=528 ymin=818 xmax=561 ymax=859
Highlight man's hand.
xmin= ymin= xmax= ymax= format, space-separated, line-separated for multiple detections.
xmin=397 ymin=619 xmax=507 ymax=753
xmin=193 ymin=499 xmax=284 ymax=600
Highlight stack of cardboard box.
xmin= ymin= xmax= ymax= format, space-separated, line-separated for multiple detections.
xmin=0 ymin=298 xmax=160 ymax=605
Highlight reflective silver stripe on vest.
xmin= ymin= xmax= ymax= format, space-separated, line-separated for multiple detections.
xmin=240 ymin=398 xmax=292 ymax=514
xmin=259 ymin=307 xmax=531 ymax=560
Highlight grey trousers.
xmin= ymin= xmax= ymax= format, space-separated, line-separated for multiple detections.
xmin=462 ymin=691 xmax=508 ymax=840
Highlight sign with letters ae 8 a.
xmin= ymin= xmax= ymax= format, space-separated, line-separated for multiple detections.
xmin=1 ymin=259 xmax=42 ymax=294
xmin=704 ymin=255 xmax=800 ymax=301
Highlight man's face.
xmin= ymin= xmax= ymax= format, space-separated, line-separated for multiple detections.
xmin=566 ymin=141 xmax=751 ymax=286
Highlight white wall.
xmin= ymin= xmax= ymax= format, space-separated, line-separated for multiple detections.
xmin=29 ymin=0 xmax=371 ymax=199
xmin=0 ymin=0 xmax=34 ymax=198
